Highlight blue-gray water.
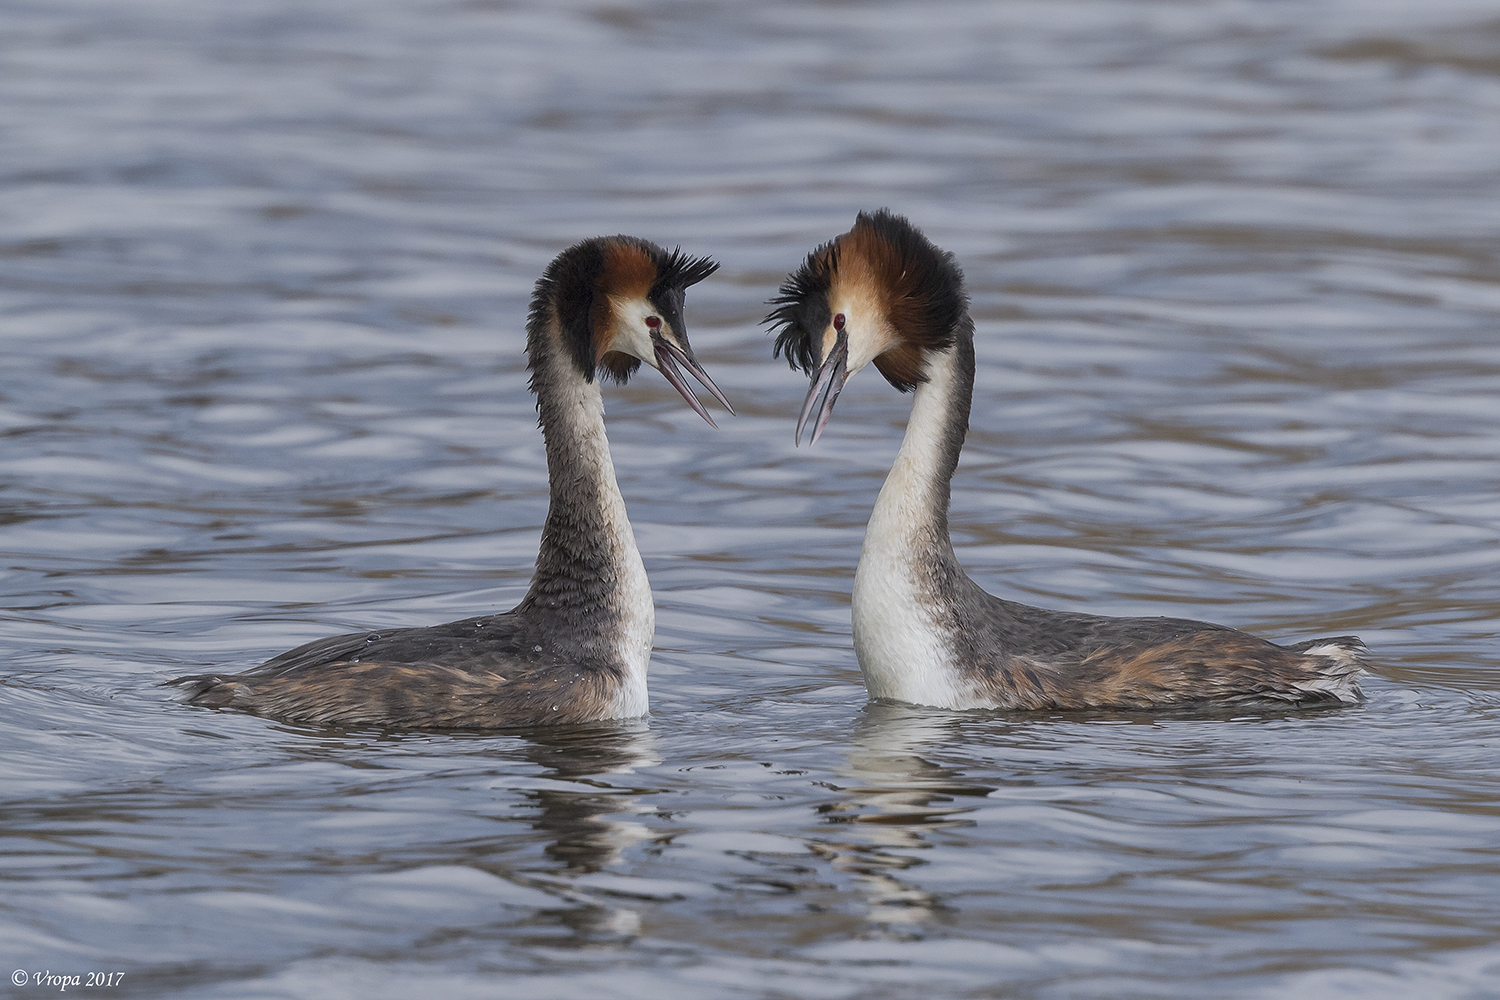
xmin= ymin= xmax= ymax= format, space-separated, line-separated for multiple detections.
xmin=3 ymin=1 xmax=1499 ymax=997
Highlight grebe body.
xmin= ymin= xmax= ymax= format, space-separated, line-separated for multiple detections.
xmin=173 ymin=236 xmax=728 ymax=728
xmin=769 ymin=211 xmax=1365 ymax=711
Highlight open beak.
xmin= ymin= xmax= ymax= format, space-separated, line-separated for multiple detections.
xmin=795 ymin=330 xmax=848 ymax=446
xmin=653 ymin=335 xmax=735 ymax=429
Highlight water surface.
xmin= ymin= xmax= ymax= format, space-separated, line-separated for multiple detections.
xmin=3 ymin=0 xmax=1500 ymax=997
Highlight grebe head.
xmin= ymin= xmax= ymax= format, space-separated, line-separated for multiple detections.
xmin=534 ymin=235 xmax=732 ymax=426
xmin=766 ymin=210 xmax=965 ymax=444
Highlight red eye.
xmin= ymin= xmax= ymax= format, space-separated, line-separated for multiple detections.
xmin=645 ymin=316 xmax=661 ymax=329
xmin=833 ymin=313 xmax=845 ymax=331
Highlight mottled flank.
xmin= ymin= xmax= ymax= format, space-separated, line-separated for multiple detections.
xmin=172 ymin=614 xmax=627 ymax=728
xmin=945 ymin=589 xmax=1368 ymax=709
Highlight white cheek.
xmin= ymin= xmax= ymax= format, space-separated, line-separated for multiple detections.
xmin=827 ymin=306 xmax=898 ymax=377
xmin=608 ymin=298 xmax=659 ymax=365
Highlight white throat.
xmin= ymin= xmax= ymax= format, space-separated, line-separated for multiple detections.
xmin=851 ymin=346 xmax=977 ymax=708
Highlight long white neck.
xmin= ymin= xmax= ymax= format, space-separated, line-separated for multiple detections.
xmin=521 ymin=327 xmax=653 ymax=711
xmin=852 ymin=325 xmax=978 ymax=708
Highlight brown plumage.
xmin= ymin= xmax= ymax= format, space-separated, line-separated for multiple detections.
xmin=171 ymin=235 xmax=729 ymax=729
xmin=769 ymin=210 xmax=1368 ymax=711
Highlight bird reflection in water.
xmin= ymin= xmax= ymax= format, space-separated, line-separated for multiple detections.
xmin=814 ymin=704 xmax=996 ymax=931
xmin=501 ymin=721 xmax=661 ymax=944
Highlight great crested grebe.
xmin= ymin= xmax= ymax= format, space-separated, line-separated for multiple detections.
xmin=173 ymin=236 xmax=730 ymax=728
xmin=769 ymin=210 xmax=1366 ymax=711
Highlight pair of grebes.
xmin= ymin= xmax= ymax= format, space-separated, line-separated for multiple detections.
xmin=174 ymin=211 xmax=1366 ymax=727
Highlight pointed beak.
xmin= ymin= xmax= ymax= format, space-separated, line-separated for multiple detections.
xmin=796 ymin=330 xmax=848 ymax=446
xmin=652 ymin=335 xmax=735 ymax=429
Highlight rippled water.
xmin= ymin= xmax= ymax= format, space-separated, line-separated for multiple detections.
xmin=4 ymin=0 xmax=1500 ymax=996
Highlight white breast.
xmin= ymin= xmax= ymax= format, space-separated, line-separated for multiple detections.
xmin=851 ymin=348 xmax=982 ymax=710
xmin=560 ymin=377 xmax=655 ymax=719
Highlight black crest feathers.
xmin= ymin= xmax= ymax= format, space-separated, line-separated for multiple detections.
xmin=652 ymin=247 xmax=720 ymax=300
xmin=766 ymin=241 xmax=836 ymax=375
xmin=528 ymin=237 xmax=607 ymax=384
